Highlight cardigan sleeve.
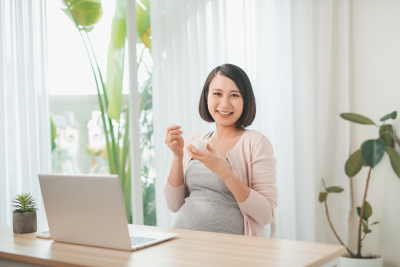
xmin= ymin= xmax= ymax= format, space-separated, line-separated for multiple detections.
xmin=163 ymin=135 xmax=191 ymax=213
xmin=164 ymin=179 xmax=186 ymax=213
xmin=238 ymin=135 xmax=278 ymax=225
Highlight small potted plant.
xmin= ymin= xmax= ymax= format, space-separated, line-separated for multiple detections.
xmin=12 ymin=193 xmax=38 ymax=234
xmin=319 ymin=111 xmax=400 ymax=267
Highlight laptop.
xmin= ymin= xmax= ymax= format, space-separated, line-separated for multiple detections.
xmin=38 ymin=173 xmax=178 ymax=251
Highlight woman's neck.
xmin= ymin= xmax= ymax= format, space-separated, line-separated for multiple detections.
xmin=212 ymin=125 xmax=245 ymax=141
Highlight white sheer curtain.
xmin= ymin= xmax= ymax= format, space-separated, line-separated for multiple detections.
xmin=152 ymin=0 xmax=351 ymax=243
xmin=291 ymin=0 xmax=351 ymax=244
xmin=0 ymin=0 xmax=51 ymax=227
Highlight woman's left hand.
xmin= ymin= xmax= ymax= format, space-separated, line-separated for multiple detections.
xmin=187 ymin=143 xmax=233 ymax=180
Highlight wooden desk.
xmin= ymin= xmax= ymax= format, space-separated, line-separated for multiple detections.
xmin=0 ymin=220 xmax=345 ymax=267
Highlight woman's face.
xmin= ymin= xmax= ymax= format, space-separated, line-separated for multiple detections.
xmin=207 ymin=74 xmax=244 ymax=128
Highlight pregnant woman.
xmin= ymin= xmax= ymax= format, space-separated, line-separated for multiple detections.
xmin=164 ymin=64 xmax=278 ymax=237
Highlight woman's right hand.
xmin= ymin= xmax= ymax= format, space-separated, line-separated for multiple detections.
xmin=165 ymin=124 xmax=184 ymax=159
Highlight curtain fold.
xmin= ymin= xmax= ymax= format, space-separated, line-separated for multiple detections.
xmin=291 ymin=0 xmax=351 ymax=244
xmin=151 ymin=0 xmax=350 ymax=243
xmin=0 ymin=0 xmax=51 ymax=227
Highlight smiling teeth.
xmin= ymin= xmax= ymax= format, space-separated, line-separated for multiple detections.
xmin=219 ymin=111 xmax=231 ymax=115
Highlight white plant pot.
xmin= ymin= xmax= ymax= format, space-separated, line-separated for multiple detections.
xmin=339 ymin=252 xmax=383 ymax=267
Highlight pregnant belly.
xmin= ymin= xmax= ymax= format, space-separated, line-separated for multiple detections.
xmin=172 ymin=197 xmax=244 ymax=235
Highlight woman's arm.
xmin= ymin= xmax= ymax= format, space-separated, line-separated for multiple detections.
xmin=164 ymin=137 xmax=190 ymax=213
xmin=228 ymin=136 xmax=278 ymax=226
xmin=167 ymin=156 xmax=184 ymax=187
xmin=221 ymin=174 xmax=251 ymax=203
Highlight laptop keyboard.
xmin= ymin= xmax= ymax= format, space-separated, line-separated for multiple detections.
xmin=130 ymin=236 xmax=156 ymax=246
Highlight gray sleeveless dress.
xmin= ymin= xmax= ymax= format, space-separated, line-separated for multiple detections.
xmin=172 ymin=131 xmax=244 ymax=235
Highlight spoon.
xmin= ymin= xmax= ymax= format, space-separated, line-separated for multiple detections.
xmin=181 ymin=130 xmax=200 ymax=135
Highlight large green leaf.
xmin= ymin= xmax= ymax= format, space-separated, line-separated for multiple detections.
xmin=340 ymin=113 xmax=376 ymax=125
xmin=386 ymin=146 xmax=400 ymax=179
xmin=61 ymin=6 xmax=79 ymax=27
xmin=61 ymin=0 xmax=103 ymax=31
xmin=380 ymin=124 xmax=394 ymax=148
xmin=357 ymin=201 xmax=372 ymax=221
xmin=361 ymin=139 xmax=386 ymax=168
xmin=136 ymin=0 xmax=150 ymax=38
xmin=325 ymin=186 xmax=344 ymax=193
xmin=319 ymin=192 xmax=327 ymax=203
xmin=389 ymin=132 xmax=400 ymax=148
xmin=380 ymin=111 xmax=397 ymax=122
xmin=364 ymin=201 xmax=373 ymax=219
xmin=136 ymin=0 xmax=151 ymax=50
xmin=345 ymin=149 xmax=365 ymax=177
xmin=363 ymin=228 xmax=372 ymax=234
xmin=106 ymin=0 xmax=126 ymax=122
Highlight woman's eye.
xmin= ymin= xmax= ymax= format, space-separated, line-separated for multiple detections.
xmin=213 ymin=93 xmax=239 ymax=97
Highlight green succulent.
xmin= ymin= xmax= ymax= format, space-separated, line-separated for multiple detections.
xmin=12 ymin=193 xmax=37 ymax=213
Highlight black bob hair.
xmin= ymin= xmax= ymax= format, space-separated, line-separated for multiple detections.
xmin=198 ymin=64 xmax=256 ymax=129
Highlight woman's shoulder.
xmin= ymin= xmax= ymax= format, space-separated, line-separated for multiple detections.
xmin=244 ymin=129 xmax=269 ymax=142
xmin=243 ymin=129 xmax=274 ymax=153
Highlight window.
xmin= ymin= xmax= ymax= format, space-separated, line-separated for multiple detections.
xmin=46 ymin=0 xmax=155 ymax=225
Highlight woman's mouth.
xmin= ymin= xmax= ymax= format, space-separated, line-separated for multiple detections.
xmin=217 ymin=110 xmax=233 ymax=118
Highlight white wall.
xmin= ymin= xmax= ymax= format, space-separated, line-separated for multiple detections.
xmin=349 ymin=0 xmax=400 ymax=265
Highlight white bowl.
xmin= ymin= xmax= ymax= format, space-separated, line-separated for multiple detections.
xmin=188 ymin=140 xmax=207 ymax=152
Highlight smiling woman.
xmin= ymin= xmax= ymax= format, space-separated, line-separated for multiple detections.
xmin=163 ymin=64 xmax=278 ymax=237
xmin=199 ymin=64 xmax=256 ymax=130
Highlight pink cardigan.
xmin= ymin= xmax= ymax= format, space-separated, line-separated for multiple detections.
xmin=164 ymin=129 xmax=278 ymax=237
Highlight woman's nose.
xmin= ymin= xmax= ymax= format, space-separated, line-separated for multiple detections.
xmin=220 ymin=97 xmax=231 ymax=108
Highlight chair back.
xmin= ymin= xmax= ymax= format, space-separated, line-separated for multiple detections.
xmin=270 ymin=219 xmax=276 ymax=238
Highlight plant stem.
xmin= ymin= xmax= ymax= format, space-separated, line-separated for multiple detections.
xmin=85 ymin=31 xmax=119 ymax=174
xmin=138 ymin=46 xmax=146 ymax=70
xmin=78 ymin=30 xmax=116 ymax=174
xmin=85 ymin=32 xmax=108 ymax=105
xmin=357 ymin=167 xmax=373 ymax=258
xmin=324 ymin=195 xmax=355 ymax=257
xmin=361 ymin=232 xmax=367 ymax=241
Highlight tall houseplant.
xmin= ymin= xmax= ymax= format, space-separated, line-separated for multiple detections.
xmin=61 ymin=0 xmax=132 ymax=221
xmin=60 ymin=0 xmax=152 ymax=223
xmin=319 ymin=111 xmax=400 ymax=262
